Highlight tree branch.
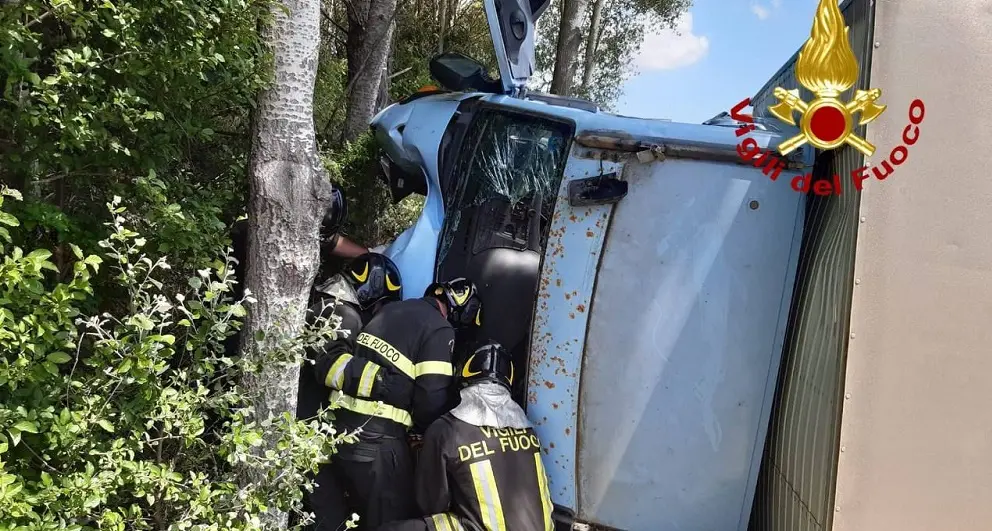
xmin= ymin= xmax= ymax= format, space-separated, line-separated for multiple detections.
xmin=320 ymin=5 xmax=350 ymax=36
xmin=26 ymin=10 xmax=54 ymax=28
xmin=22 ymin=441 xmax=60 ymax=473
xmin=388 ymin=66 xmax=412 ymax=79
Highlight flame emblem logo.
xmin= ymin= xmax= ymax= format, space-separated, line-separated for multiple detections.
xmin=768 ymin=0 xmax=886 ymax=156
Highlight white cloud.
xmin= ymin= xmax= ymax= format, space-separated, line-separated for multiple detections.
xmin=634 ymin=12 xmax=710 ymax=71
xmin=752 ymin=0 xmax=784 ymax=20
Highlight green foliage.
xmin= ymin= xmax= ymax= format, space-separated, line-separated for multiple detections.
xmin=0 ymin=0 xmax=269 ymax=285
xmin=390 ymin=0 xmax=498 ymax=100
xmin=0 ymin=188 xmax=354 ymax=529
xmin=0 ymin=0 xmax=270 ymax=175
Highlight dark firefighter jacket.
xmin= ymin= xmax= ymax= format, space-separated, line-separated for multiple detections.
xmin=311 ymin=297 xmax=456 ymax=434
xmin=416 ymin=413 xmax=555 ymax=531
xmin=299 ymin=294 xmax=365 ymax=421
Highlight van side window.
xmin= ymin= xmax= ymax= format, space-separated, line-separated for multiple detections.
xmin=436 ymin=109 xmax=571 ymax=277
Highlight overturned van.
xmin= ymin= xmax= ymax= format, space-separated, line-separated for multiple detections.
xmin=369 ymin=0 xmax=817 ymax=529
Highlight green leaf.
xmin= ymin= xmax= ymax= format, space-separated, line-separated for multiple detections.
xmin=13 ymin=420 xmax=38 ymax=434
xmin=149 ymin=334 xmax=176 ymax=345
xmin=8 ymin=429 xmax=20 ymax=447
xmin=128 ymin=314 xmax=155 ymax=331
xmin=0 ymin=212 xmax=19 ymax=227
xmin=47 ymin=352 xmax=72 ymax=364
xmin=70 ymin=244 xmax=84 ymax=259
xmin=27 ymin=249 xmax=52 ymax=262
xmin=97 ymin=420 xmax=115 ymax=433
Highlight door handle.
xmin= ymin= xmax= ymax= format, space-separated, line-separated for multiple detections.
xmin=567 ymin=173 xmax=628 ymax=207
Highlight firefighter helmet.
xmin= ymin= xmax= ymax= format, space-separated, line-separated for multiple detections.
xmin=345 ymin=252 xmax=402 ymax=310
xmin=459 ymin=341 xmax=514 ymax=390
xmin=425 ymin=277 xmax=482 ymax=328
xmin=320 ymin=187 xmax=348 ymax=243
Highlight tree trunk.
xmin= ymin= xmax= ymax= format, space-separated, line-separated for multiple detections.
xmin=438 ymin=0 xmax=447 ymax=53
xmin=580 ymin=0 xmax=604 ymax=92
xmin=242 ymin=0 xmax=333 ymax=525
xmin=549 ymin=0 xmax=590 ymax=96
xmin=342 ymin=0 xmax=398 ymax=144
xmin=377 ymin=20 xmax=396 ymax=111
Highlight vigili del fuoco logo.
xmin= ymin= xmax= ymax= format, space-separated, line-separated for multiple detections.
xmin=727 ymin=0 xmax=925 ymax=196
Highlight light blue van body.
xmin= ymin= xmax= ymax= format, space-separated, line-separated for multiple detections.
xmin=373 ymin=1 xmax=815 ymax=528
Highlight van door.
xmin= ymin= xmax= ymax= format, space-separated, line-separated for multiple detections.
xmin=482 ymin=0 xmax=550 ymax=94
xmin=433 ymin=102 xmax=573 ymax=396
xmin=527 ymin=130 xmax=805 ymax=531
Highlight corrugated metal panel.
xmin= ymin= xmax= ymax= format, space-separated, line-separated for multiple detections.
xmin=748 ymin=1 xmax=874 ymax=530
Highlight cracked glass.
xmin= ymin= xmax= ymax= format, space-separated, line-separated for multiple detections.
xmin=437 ymin=110 xmax=570 ymax=266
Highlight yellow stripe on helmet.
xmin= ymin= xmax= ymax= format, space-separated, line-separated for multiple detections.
xmin=352 ymin=262 xmax=369 ymax=283
xmin=451 ymin=288 xmax=470 ymax=306
xmin=461 ymin=354 xmax=481 ymax=378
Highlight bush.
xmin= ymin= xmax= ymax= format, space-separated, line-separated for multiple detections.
xmin=0 ymin=187 xmax=354 ymax=530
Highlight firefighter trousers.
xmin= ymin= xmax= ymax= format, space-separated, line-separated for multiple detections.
xmin=375 ymin=513 xmax=479 ymax=531
xmin=301 ymin=461 xmax=353 ymax=531
xmin=331 ymin=432 xmax=417 ymax=530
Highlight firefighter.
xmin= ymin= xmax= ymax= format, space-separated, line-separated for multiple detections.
xmin=375 ymin=341 xmax=555 ymax=531
xmin=299 ymin=253 xmax=404 ymax=531
xmin=310 ymin=278 xmax=484 ymax=530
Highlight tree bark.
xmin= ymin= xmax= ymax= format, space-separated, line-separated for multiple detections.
xmin=342 ymin=0 xmax=398 ymax=144
xmin=377 ymin=19 xmax=396 ymax=111
xmin=549 ymin=0 xmax=591 ymax=96
xmin=438 ymin=0 xmax=447 ymax=53
xmin=580 ymin=0 xmax=604 ymax=92
xmin=242 ymin=0 xmax=333 ymax=525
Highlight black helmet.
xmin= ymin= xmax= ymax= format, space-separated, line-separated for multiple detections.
xmin=425 ymin=277 xmax=482 ymax=328
xmin=345 ymin=252 xmax=402 ymax=310
xmin=460 ymin=341 xmax=514 ymax=389
xmin=320 ymin=188 xmax=348 ymax=243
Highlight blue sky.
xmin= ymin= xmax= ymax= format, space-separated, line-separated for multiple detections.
xmin=619 ymin=0 xmax=823 ymax=123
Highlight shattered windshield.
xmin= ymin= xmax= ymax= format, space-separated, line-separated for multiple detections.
xmin=475 ymin=127 xmax=562 ymax=204
xmin=437 ymin=110 xmax=570 ymax=266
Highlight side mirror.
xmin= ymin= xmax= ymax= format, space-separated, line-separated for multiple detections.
xmin=429 ymin=52 xmax=503 ymax=94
